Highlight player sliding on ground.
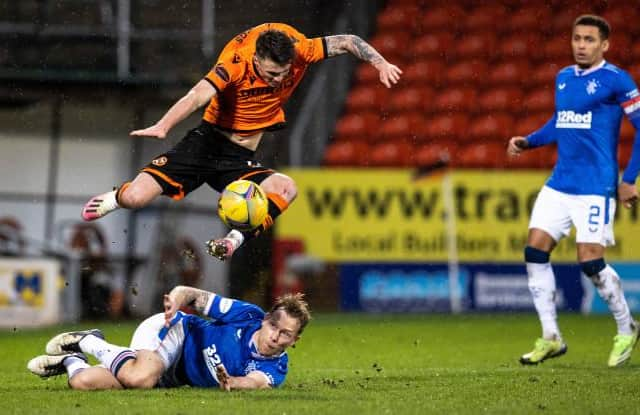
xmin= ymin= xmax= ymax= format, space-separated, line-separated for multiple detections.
xmin=507 ymin=15 xmax=640 ymax=367
xmin=27 ymin=286 xmax=310 ymax=390
xmin=80 ymin=22 xmax=401 ymax=261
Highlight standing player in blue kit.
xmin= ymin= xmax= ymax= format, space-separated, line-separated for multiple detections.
xmin=507 ymin=15 xmax=640 ymax=367
xmin=28 ymin=285 xmax=310 ymax=390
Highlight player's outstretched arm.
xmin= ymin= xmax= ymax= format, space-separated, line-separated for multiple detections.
xmin=507 ymin=136 xmax=529 ymax=157
xmin=130 ymin=79 xmax=216 ymax=139
xmin=163 ymin=285 xmax=214 ymax=326
xmin=325 ymin=35 xmax=402 ymax=88
xmin=215 ymin=365 xmax=270 ymax=391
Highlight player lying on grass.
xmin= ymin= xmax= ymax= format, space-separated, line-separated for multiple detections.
xmin=27 ymin=286 xmax=310 ymax=391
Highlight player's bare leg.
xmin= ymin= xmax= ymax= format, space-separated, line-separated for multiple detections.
xmin=207 ymin=173 xmax=297 ymax=260
xmin=81 ymin=172 xmax=162 ymax=221
xmin=114 ymin=350 xmax=165 ymax=389
xmin=69 ymin=366 xmax=124 ymax=390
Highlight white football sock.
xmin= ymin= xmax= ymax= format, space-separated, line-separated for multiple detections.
xmin=527 ymin=262 xmax=561 ymax=340
xmin=79 ymin=335 xmax=136 ymax=375
xmin=225 ymin=229 xmax=245 ymax=249
xmin=590 ymin=265 xmax=634 ymax=335
xmin=63 ymin=355 xmax=90 ymax=379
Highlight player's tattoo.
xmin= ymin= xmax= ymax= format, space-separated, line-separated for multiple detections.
xmin=192 ymin=290 xmax=212 ymax=314
xmin=325 ymin=35 xmax=384 ymax=65
xmin=171 ymin=286 xmax=212 ymax=315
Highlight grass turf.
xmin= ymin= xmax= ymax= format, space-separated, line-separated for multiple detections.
xmin=1 ymin=313 xmax=638 ymax=414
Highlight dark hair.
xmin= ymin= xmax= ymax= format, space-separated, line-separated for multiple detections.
xmin=269 ymin=292 xmax=311 ymax=334
xmin=256 ymin=29 xmax=295 ymax=65
xmin=574 ymin=14 xmax=610 ymax=40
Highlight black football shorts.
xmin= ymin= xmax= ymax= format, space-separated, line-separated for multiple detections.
xmin=141 ymin=121 xmax=275 ymax=200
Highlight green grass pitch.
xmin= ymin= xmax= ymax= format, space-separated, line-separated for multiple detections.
xmin=1 ymin=313 xmax=638 ymax=414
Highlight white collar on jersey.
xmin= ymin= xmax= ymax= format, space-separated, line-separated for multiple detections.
xmin=574 ymin=60 xmax=606 ymax=77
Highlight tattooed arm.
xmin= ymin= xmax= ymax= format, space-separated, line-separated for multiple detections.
xmin=163 ymin=285 xmax=213 ymax=325
xmin=325 ymin=34 xmax=402 ymax=88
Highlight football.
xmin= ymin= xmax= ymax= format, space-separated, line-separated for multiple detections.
xmin=217 ymin=180 xmax=268 ymax=231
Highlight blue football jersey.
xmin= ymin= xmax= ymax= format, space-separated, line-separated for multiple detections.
xmin=527 ymin=61 xmax=640 ymax=196
xmin=172 ymin=295 xmax=288 ymax=388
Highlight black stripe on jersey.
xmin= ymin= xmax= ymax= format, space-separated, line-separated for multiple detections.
xmin=204 ymin=77 xmax=221 ymax=94
xmin=321 ymin=37 xmax=328 ymax=59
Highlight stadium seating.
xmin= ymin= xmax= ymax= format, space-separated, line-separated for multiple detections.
xmin=323 ymin=140 xmax=370 ymax=166
xmin=369 ymin=140 xmax=415 ymax=167
xmin=328 ymin=0 xmax=636 ymax=169
xmin=413 ymin=142 xmax=459 ymax=167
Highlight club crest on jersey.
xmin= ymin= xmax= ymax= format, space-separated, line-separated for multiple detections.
xmin=556 ymin=110 xmax=592 ymax=129
xmin=152 ymin=156 xmax=168 ymax=166
xmin=586 ymin=79 xmax=600 ymax=95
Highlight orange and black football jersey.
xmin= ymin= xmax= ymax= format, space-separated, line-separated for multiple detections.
xmin=203 ymin=23 xmax=327 ymax=135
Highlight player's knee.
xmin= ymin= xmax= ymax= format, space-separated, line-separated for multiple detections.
xmin=580 ymin=258 xmax=606 ymax=278
xmin=118 ymin=371 xmax=158 ymax=389
xmin=262 ymin=174 xmax=297 ymax=202
xmin=524 ymin=246 xmax=550 ymax=264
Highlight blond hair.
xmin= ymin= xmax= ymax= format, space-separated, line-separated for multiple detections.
xmin=269 ymin=293 xmax=311 ymax=334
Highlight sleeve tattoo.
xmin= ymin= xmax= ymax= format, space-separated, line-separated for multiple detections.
xmin=325 ymin=35 xmax=384 ymax=65
xmin=173 ymin=285 xmax=212 ymax=315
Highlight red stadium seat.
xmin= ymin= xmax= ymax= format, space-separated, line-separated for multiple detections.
xmin=464 ymin=5 xmax=507 ymax=32
xmin=628 ymin=66 xmax=640 ymax=85
xmin=334 ymin=112 xmax=380 ymax=141
xmin=376 ymin=5 xmax=419 ymax=32
xmin=402 ymin=60 xmax=446 ymax=87
xmin=618 ymin=141 xmax=634 ymax=167
xmin=410 ymin=32 xmax=455 ymax=60
xmin=445 ymin=60 xmax=489 ymax=86
xmin=344 ymin=85 xmax=390 ymax=113
xmin=369 ymin=31 xmax=410 ymax=62
xmin=607 ymin=32 xmax=632 ymax=66
xmin=503 ymin=6 xmax=552 ymax=34
xmin=369 ymin=140 xmax=414 ymax=167
xmin=468 ymin=113 xmax=514 ymax=142
xmin=378 ymin=112 xmax=426 ymax=141
xmin=522 ymin=89 xmax=555 ymax=115
xmin=547 ymin=7 xmax=576 ymax=35
xmin=487 ymin=60 xmax=528 ymax=86
xmin=424 ymin=113 xmax=470 ymax=142
xmin=454 ymin=142 xmax=506 ymax=168
xmin=514 ymin=113 xmax=550 ymax=137
xmin=413 ymin=142 xmax=459 ymax=167
xmin=323 ymin=140 xmax=370 ymax=167
xmin=454 ymin=32 xmax=498 ymax=60
xmin=497 ymin=34 xmax=540 ymax=60
xmin=478 ymin=87 xmax=524 ymax=113
xmin=415 ymin=5 xmax=466 ymax=34
xmin=388 ymin=86 xmax=435 ymax=114
xmin=538 ymin=145 xmax=558 ymax=169
xmin=619 ymin=118 xmax=636 ymax=144
xmin=354 ymin=64 xmax=379 ymax=84
xmin=602 ymin=5 xmax=639 ymax=30
xmin=433 ymin=87 xmax=477 ymax=113
xmin=631 ymin=43 xmax=640 ymax=67
xmin=505 ymin=147 xmax=548 ymax=169
xmin=531 ymin=62 xmax=564 ymax=88
xmin=541 ymin=34 xmax=571 ymax=62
